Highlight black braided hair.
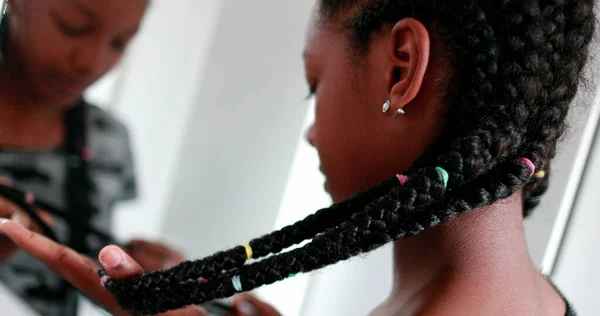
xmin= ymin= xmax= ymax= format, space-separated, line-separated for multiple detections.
xmin=105 ymin=0 xmax=596 ymax=314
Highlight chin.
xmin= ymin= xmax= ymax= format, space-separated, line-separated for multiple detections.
xmin=40 ymin=89 xmax=82 ymax=108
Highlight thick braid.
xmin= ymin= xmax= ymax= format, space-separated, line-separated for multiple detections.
xmin=106 ymin=159 xmax=533 ymax=315
xmin=104 ymin=0 xmax=595 ymax=314
xmin=135 ymin=177 xmax=398 ymax=290
xmin=521 ymin=0 xmax=595 ymax=212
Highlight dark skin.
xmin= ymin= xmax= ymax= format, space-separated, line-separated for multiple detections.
xmin=0 ymin=0 xmax=184 ymax=273
xmin=0 ymin=7 xmax=570 ymax=316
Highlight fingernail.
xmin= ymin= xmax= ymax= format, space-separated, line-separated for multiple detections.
xmin=12 ymin=212 xmax=30 ymax=227
xmin=100 ymin=248 xmax=123 ymax=269
xmin=238 ymin=301 xmax=257 ymax=316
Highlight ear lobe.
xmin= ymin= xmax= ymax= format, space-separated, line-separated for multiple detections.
xmin=387 ymin=18 xmax=430 ymax=113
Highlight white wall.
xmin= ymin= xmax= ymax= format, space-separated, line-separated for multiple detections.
xmin=553 ymin=105 xmax=600 ymax=315
xmin=109 ymin=0 xmax=226 ymax=240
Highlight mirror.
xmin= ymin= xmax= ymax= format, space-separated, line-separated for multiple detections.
xmin=0 ymin=1 xmax=598 ymax=316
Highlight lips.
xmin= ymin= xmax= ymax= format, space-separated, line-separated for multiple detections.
xmin=49 ymin=72 xmax=90 ymax=95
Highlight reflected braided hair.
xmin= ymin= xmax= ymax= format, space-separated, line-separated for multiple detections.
xmin=105 ymin=0 xmax=596 ymax=314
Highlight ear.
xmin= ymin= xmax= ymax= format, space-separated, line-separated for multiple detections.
xmin=387 ymin=18 xmax=430 ymax=113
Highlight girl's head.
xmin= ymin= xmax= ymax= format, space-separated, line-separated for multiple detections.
xmin=305 ymin=6 xmax=453 ymax=203
xmin=1 ymin=0 xmax=148 ymax=106
xmin=306 ymin=0 xmax=594 ymax=211
xmin=105 ymin=0 xmax=596 ymax=314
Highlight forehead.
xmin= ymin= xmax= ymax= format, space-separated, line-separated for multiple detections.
xmin=46 ymin=0 xmax=148 ymax=24
xmin=304 ymin=15 xmax=348 ymax=61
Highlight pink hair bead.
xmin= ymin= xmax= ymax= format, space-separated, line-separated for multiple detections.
xmin=198 ymin=278 xmax=208 ymax=285
xmin=396 ymin=174 xmax=408 ymax=185
xmin=25 ymin=192 xmax=35 ymax=205
xmin=518 ymin=158 xmax=536 ymax=176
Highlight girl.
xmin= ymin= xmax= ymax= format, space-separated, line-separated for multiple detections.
xmin=0 ymin=0 xmax=183 ymax=315
xmin=0 ymin=0 xmax=595 ymax=315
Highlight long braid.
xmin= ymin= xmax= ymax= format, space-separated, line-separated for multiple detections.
xmin=107 ymin=160 xmax=532 ymax=315
xmin=523 ymin=0 xmax=595 ymax=213
xmin=104 ymin=0 xmax=596 ymax=314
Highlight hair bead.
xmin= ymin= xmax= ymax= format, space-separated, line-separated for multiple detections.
xmin=435 ymin=167 xmax=449 ymax=188
xmin=244 ymin=245 xmax=253 ymax=260
xmin=534 ymin=170 xmax=546 ymax=178
xmin=518 ymin=158 xmax=536 ymax=176
xmin=232 ymin=275 xmax=242 ymax=292
xmin=396 ymin=174 xmax=408 ymax=185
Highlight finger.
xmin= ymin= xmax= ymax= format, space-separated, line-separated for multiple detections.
xmin=10 ymin=211 xmax=32 ymax=228
xmin=99 ymin=245 xmax=144 ymax=280
xmin=29 ymin=211 xmax=54 ymax=234
xmin=0 ymin=219 xmax=125 ymax=314
xmin=0 ymin=177 xmax=13 ymax=186
xmin=233 ymin=294 xmax=281 ymax=316
xmin=38 ymin=211 xmax=54 ymax=227
xmin=127 ymin=250 xmax=165 ymax=272
xmin=157 ymin=306 xmax=210 ymax=316
xmin=128 ymin=240 xmax=182 ymax=266
xmin=128 ymin=239 xmax=171 ymax=254
xmin=0 ymin=197 xmax=19 ymax=218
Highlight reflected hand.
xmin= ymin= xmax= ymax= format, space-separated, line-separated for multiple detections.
xmin=125 ymin=239 xmax=185 ymax=272
xmin=0 ymin=177 xmax=53 ymax=263
xmin=0 ymin=219 xmax=208 ymax=316
xmin=231 ymin=294 xmax=281 ymax=316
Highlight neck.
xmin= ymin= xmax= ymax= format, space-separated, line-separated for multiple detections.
xmin=386 ymin=192 xmax=563 ymax=314
xmin=0 ymin=55 xmax=66 ymax=148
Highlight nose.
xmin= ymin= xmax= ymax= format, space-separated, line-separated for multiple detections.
xmin=306 ymin=124 xmax=317 ymax=147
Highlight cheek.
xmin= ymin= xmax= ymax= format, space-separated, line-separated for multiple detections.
xmin=15 ymin=17 xmax=71 ymax=69
xmin=313 ymin=82 xmax=377 ymax=200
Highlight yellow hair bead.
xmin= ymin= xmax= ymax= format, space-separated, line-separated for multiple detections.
xmin=534 ymin=170 xmax=546 ymax=178
xmin=244 ymin=245 xmax=253 ymax=259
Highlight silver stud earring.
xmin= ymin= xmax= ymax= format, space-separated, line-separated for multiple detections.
xmin=382 ymin=100 xmax=391 ymax=113
xmin=395 ymin=109 xmax=406 ymax=116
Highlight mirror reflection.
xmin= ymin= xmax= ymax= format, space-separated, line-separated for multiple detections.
xmin=0 ymin=0 xmax=599 ymax=316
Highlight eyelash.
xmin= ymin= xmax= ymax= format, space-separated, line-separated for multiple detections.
xmin=305 ymin=85 xmax=317 ymax=100
xmin=56 ymin=19 xmax=90 ymax=37
xmin=111 ymin=39 xmax=126 ymax=52
xmin=55 ymin=17 xmax=128 ymax=52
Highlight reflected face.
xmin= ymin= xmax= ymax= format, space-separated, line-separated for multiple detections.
xmin=303 ymin=12 xmax=448 ymax=203
xmin=6 ymin=0 xmax=148 ymax=106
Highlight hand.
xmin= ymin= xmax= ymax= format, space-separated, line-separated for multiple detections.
xmin=0 ymin=219 xmax=207 ymax=316
xmin=0 ymin=178 xmax=52 ymax=263
xmin=125 ymin=239 xmax=185 ymax=272
xmin=231 ymin=293 xmax=281 ymax=316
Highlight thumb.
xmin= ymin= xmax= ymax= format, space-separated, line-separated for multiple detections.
xmin=99 ymin=245 xmax=144 ymax=283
